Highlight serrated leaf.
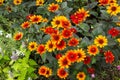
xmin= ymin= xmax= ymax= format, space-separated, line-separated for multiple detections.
xmin=61 ymin=2 xmax=67 ymax=9
xmin=41 ymin=53 xmax=47 ymax=62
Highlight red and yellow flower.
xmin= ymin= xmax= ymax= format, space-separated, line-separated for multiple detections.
xmin=38 ymin=66 xmax=48 ymax=76
xmin=87 ymin=45 xmax=99 ymax=56
xmin=51 ymin=33 xmax=62 ymax=43
xmin=21 ymin=21 xmax=31 ymax=29
xmin=75 ymin=49 xmax=86 ymax=62
xmin=76 ymin=72 xmax=86 ymax=80
xmin=13 ymin=0 xmax=22 ymax=5
xmin=0 ymin=0 xmax=4 ymax=6
xmin=99 ymin=0 xmax=110 ymax=6
xmin=108 ymin=28 xmax=119 ymax=37
xmin=58 ymin=55 xmax=71 ymax=68
xmin=70 ymin=8 xmax=89 ymax=24
xmin=62 ymin=29 xmax=73 ymax=39
xmin=56 ymin=40 xmax=66 ymax=50
xmin=94 ymin=35 xmax=108 ymax=48
xmin=13 ymin=32 xmax=23 ymax=40
xmin=57 ymin=68 xmax=68 ymax=79
xmin=36 ymin=0 xmax=44 ymax=6
xmin=68 ymin=38 xmax=79 ymax=47
xmin=30 ymin=15 xmax=43 ymax=23
xmin=28 ymin=42 xmax=37 ymax=51
xmin=107 ymin=3 xmax=120 ymax=16
xmin=48 ymin=3 xmax=59 ymax=12
xmin=66 ymin=50 xmax=78 ymax=63
xmin=45 ymin=40 xmax=56 ymax=52
xmin=37 ymin=44 xmax=46 ymax=55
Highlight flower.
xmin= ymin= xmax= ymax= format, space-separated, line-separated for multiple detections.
xmin=55 ymin=53 xmax=62 ymax=60
xmin=62 ymin=29 xmax=73 ymax=39
xmin=117 ymin=38 xmax=120 ymax=45
xmin=76 ymin=72 xmax=86 ymax=80
xmin=68 ymin=38 xmax=79 ymax=47
xmin=37 ymin=44 xmax=46 ymax=55
xmin=45 ymin=40 xmax=56 ymax=52
xmin=70 ymin=27 xmax=77 ymax=33
xmin=48 ymin=3 xmax=59 ymax=12
xmin=104 ymin=50 xmax=114 ymax=64
xmin=38 ymin=66 xmax=48 ymax=76
xmin=21 ymin=21 xmax=31 ymax=29
xmin=36 ymin=0 xmax=44 ymax=6
xmin=51 ymin=16 xmax=67 ymax=28
xmin=108 ymin=28 xmax=119 ymax=37
xmin=6 ymin=6 xmax=12 ymax=12
xmin=70 ymin=8 xmax=89 ymax=24
xmin=87 ymin=45 xmax=99 ymax=56
xmin=87 ymin=67 xmax=95 ymax=74
xmin=75 ymin=49 xmax=86 ymax=62
xmin=84 ymin=56 xmax=91 ymax=65
xmin=66 ymin=50 xmax=78 ymax=63
xmin=116 ymin=22 xmax=120 ymax=26
xmin=28 ymin=42 xmax=37 ymax=51
xmin=45 ymin=68 xmax=52 ymax=78
xmin=26 ymin=14 xmax=33 ymax=20
xmin=11 ymin=52 xmax=18 ymax=61
xmin=56 ymin=0 xmax=62 ymax=3
xmin=51 ymin=33 xmax=62 ymax=43
xmin=57 ymin=68 xmax=68 ymax=79
xmin=117 ymin=65 xmax=120 ymax=70
xmin=0 ymin=0 xmax=4 ymax=6
xmin=13 ymin=32 xmax=23 ymax=40
xmin=56 ymin=40 xmax=66 ymax=50
xmin=30 ymin=15 xmax=42 ymax=23
xmin=13 ymin=0 xmax=22 ymax=5
xmin=99 ymin=0 xmax=110 ymax=6
xmin=91 ymin=74 xmax=95 ymax=78
xmin=94 ymin=35 xmax=108 ymax=48
xmin=107 ymin=3 xmax=120 ymax=16
xmin=44 ymin=26 xmax=57 ymax=35
xmin=58 ymin=55 xmax=71 ymax=68
xmin=61 ymin=20 xmax=71 ymax=29
xmin=109 ymin=0 xmax=117 ymax=4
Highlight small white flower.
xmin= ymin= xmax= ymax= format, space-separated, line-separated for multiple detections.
xmin=0 ymin=30 xmax=3 ymax=35
xmin=6 ymin=33 xmax=12 ymax=38
xmin=0 ymin=47 xmax=2 ymax=53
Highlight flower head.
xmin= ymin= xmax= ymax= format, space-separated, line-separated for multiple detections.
xmin=48 ymin=3 xmax=59 ymax=12
xmin=75 ymin=49 xmax=86 ymax=62
xmin=76 ymin=72 xmax=86 ymax=80
xmin=104 ymin=50 xmax=114 ymax=64
xmin=36 ymin=0 xmax=44 ymax=6
xmin=13 ymin=0 xmax=22 ymax=5
xmin=87 ymin=45 xmax=99 ymax=56
xmin=56 ymin=40 xmax=66 ymax=50
xmin=57 ymin=68 xmax=68 ymax=79
xmin=21 ymin=21 xmax=31 ymax=29
xmin=107 ymin=3 xmax=120 ymax=16
xmin=84 ymin=56 xmax=91 ymax=65
xmin=30 ymin=15 xmax=43 ymax=23
xmin=66 ymin=50 xmax=78 ymax=63
xmin=55 ymin=53 xmax=62 ymax=60
xmin=37 ymin=44 xmax=46 ymax=55
xmin=108 ymin=28 xmax=119 ymax=37
xmin=99 ymin=0 xmax=110 ymax=6
xmin=68 ymin=38 xmax=79 ymax=47
xmin=13 ymin=32 xmax=23 ymax=41
xmin=58 ymin=55 xmax=71 ymax=68
xmin=0 ymin=0 xmax=4 ymax=6
xmin=62 ymin=29 xmax=73 ymax=39
xmin=45 ymin=40 xmax=56 ymax=52
xmin=28 ymin=42 xmax=37 ymax=51
xmin=94 ymin=35 xmax=108 ymax=48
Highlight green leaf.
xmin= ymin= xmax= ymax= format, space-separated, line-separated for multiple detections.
xmin=92 ymin=57 xmax=96 ymax=64
xmin=61 ymin=2 xmax=67 ymax=9
xmin=41 ymin=53 xmax=47 ymax=62
xmin=79 ymin=23 xmax=90 ymax=32
xmin=29 ymin=59 xmax=38 ymax=66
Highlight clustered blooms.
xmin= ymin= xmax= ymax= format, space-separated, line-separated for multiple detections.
xmin=9 ymin=0 xmax=120 ymax=79
xmin=70 ymin=8 xmax=89 ymax=24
